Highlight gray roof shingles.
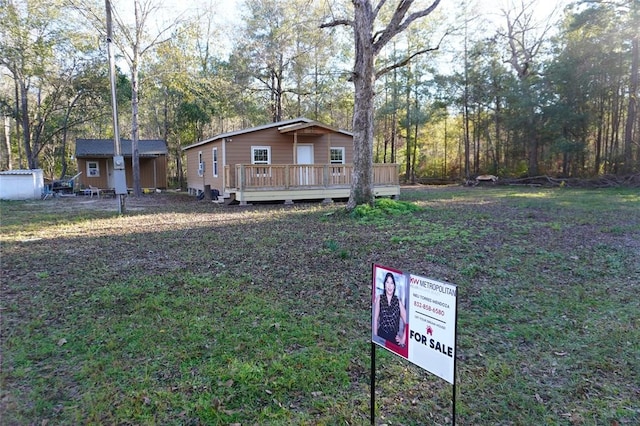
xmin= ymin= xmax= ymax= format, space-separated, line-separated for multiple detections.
xmin=75 ymin=139 xmax=167 ymax=157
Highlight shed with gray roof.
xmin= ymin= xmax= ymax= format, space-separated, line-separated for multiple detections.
xmin=75 ymin=139 xmax=168 ymax=191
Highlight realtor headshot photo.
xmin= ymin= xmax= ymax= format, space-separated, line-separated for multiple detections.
xmin=372 ymin=266 xmax=408 ymax=355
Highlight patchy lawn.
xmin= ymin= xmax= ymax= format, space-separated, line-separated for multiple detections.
xmin=1 ymin=187 xmax=639 ymax=425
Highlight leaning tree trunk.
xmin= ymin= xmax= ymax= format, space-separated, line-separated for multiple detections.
xmin=347 ymin=1 xmax=376 ymax=209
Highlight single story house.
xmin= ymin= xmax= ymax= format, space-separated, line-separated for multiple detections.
xmin=75 ymin=139 xmax=168 ymax=191
xmin=182 ymin=117 xmax=400 ymax=204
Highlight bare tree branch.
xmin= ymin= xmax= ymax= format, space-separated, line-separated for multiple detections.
xmin=499 ymin=0 xmax=560 ymax=79
xmin=374 ymin=0 xmax=388 ymax=17
xmin=375 ymin=46 xmax=436 ymax=78
xmin=372 ymin=0 xmax=440 ymax=54
xmin=320 ymin=19 xmax=353 ymax=28
xmin=68 ymin=0 xmax=187 ymax=67
xmin=374 ymin=30 xmax=448 ymax=79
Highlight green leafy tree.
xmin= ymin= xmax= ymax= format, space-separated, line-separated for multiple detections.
xmin=1 ymin=0 xmax=65 ymax=169
xmin=543 ymin=0 xmax=638 ymax=175
xmin=230 ymin=0 xmax=342 ymax=123
xmin=498 ymin=0 xmax=562 ymax=176
xmin=0 ymin=0 xmax=109 ymax=176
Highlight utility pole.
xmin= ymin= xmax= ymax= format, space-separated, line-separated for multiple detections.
xmin=105 ymin=0 xmax=127 ymax=214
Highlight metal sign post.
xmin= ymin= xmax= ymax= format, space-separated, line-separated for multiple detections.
xmin=370 ymin=341 xmax=376 ymax=425
xmin=370 ymin=263 xmax=459 ymax=425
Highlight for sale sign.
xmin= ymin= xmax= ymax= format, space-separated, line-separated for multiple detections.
xmin=372 ymin=264 xmax=458 ymax=384
xmin=407 ymin=273 xmax=457 ymax=383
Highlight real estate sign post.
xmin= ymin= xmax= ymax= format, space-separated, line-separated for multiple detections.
xmin=370 ymin=264 xmax=459 ymax=425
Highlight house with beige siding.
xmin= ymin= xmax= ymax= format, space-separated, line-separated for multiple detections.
xmin=182 ymin=117 xmax=400 ymax=204
xmin=75 ymin=139 xmax=168 ymax=192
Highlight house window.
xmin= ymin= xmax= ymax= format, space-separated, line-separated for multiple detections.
xmin=87 ymin=161 xmax=100 ymax=177
xmin=330 ymin=147 xmax=345 ymax=175
xmin=330 ymin=148 xmax=345 ymax=164
xmin=251 ymin=146 xmax=271 ymax=176
xmin=212 ymin=147 xmax=218 ymax=177
xmin=198 ymin=151 xmax=204 ymax=176
xmin=252 ymin=146 xmax=271 ymax=165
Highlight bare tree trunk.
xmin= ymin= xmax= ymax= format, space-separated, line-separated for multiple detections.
xmin=13 ymin=79 xmax=23 ymax=169
xmin=59 ymin=94 xmax=81 ymax=179
xmin=276 ymin=54 xmax=284 ymax=122
xmin=348 ymin=1 xmax=376 ymax=209
xmin=1 ymin=116 xmax=11 ymax=170
xmin=527 ymin=116 xmax=539 ymax=175
xmin=443 ymin=115 xmax=448 ymax=177
xmin=391 ymin=118 xmax=396 ymax=163
xmin=270 ymin=70 xmax=278 ymax=122
xmin=404 ymin=66 xmax=412 ymax=183
xmin=411 ymin=114 xmax=418 ymax=184
xmin=391 ymin=64 xmax=398 ymax=164
xmin=463 ymin=99 xmax=470 ymax=179
xmin=474 ymin=111 xmax=480 ymax=175
xmin=624 ymin=36 xmax=638 ymax=173
xmin=595 ymin=104 xmax=603 ymax=174
xmin=20 ymin=81 xmax=36 ymax=169
xmin=463 ymin=16 xmax=471 ymax=179
xmin=131 ymin=58 xmax=142 ymax=197
xmin=176 ymin=146 xmax=183 ymax=189
xmin=494 ymin=94 xmax=502 ymax=173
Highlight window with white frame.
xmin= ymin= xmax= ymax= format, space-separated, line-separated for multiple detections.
xmin=252 ymin=146 xmax=270 ymax=164
xmin=330 ymin=147 xmax=345 ymax=164
xmin=198 ymin=151 xmax=204 ymax=176
xmin=87 ymin=161 xmax=100 ymax=177
xmin=212 ymin=147 xmax=218 ymax=177
xmin=251 ymin=146 xmax=271 ymax=176
xmin=330 ymin=147 xmax=345 ymax=175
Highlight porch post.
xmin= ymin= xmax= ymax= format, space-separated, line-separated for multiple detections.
xmin=222 ymin=138 xmax=226 ymax=192
xmin=293 ymin=131 xmax=298 ymax=164
xmin=323 ymin=164 xmax=329 ymax=187
xmin=285 ymin=165 xmax=290 ymax=189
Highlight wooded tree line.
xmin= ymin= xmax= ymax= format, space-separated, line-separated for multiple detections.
xmin=1 ymin=0 xmax=638 ymax=188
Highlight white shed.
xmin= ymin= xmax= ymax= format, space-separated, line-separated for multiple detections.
xmin=0 ymin=169 xmax=45 ymax=200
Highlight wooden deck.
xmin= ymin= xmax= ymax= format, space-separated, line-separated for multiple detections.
xmin=223 ymin=164 xmax=400 ymax=203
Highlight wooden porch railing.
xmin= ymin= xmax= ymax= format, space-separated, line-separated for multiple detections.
xmin=224 ymin=164 xmax=399 ymax=191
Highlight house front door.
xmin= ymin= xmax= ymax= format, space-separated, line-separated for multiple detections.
xmin=296 ymin=144 xmax=314 ymax=185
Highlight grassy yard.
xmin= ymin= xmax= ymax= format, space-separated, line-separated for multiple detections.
xmin=1 ymin=186 xmax=639 ymax=425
